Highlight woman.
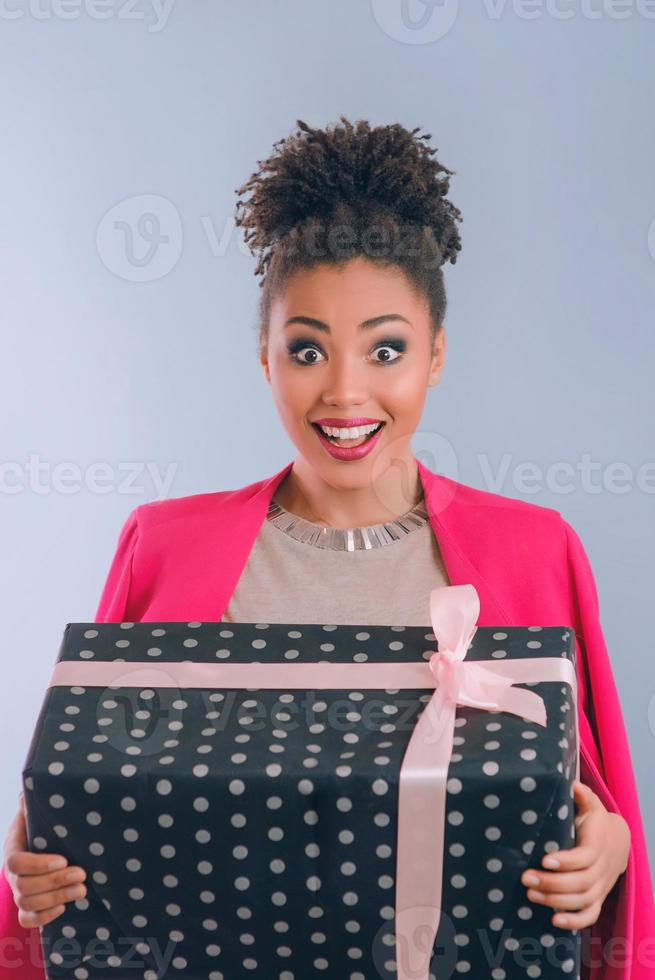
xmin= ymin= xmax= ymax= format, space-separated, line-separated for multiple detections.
xmin=1 ymin=118 xmax=652 ymax=979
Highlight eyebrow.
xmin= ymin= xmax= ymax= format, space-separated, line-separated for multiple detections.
xmin=284 ymin=314 xmax=412 ymax=333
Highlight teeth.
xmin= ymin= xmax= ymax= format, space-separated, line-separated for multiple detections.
xmin=318 ymin=422 xmax=381 ymax=439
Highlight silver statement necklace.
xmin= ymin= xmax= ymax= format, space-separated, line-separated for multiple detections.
xmin=265 ymin=493 xmax=430 ymax=552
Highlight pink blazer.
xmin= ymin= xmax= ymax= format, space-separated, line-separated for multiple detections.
xmin=2 ymin=459 xmax=653 ymax=979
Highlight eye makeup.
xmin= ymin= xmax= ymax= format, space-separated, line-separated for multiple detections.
xmin=286 ymin=336 xmax=407 ymax=364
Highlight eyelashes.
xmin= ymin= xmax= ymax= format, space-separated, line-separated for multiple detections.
xmin=286 ymin=337 xmax=407 ymax=366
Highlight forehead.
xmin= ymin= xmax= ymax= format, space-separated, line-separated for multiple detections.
xmin=270 ymin=258 xmax=427 ymax=325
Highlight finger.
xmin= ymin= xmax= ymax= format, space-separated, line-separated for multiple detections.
xmin=522 ymin=867 xmax=596 ymax=895
xmin=18 ymin=882 xmax=87 ymax=914
xmin=18 ymin=904 xmax=66 ymax=930
xmin=551 ymin=899 xmax=603 ymax=931
xmin=5 ymin=849 xmax=69 ymax=877
xmin=526 ymin=887 xmax=596 ymax=911
xmin=16 ymin=866 xmax=87 ymax=898
xmin=538 ymin=844 xmax=597 ymax=871
xmin=4 ymin=805 xmax=69 ymax=878
xmin=573 ymin=780 xmax=600 ymax=811
xmin=4 ymin=807 xmax=27 ymax=858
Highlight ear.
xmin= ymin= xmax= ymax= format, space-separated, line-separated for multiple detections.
xmin=428 ymin=326 xmax=446 ymax=387
xmin=260 ymin=344 xmax=271 ymax=385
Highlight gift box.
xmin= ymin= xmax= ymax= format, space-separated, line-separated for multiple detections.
xmin=22 ymin=585 xmax=581 ymax=979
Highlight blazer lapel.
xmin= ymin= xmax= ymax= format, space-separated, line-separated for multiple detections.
xmin=416 ymin=459 xmax=513 ymax=627
xmin=213 ymin=461 xmax=294 ymax=619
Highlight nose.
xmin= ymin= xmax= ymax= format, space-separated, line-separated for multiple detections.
xmin=320 ymin=352 xmax=371 ymax=408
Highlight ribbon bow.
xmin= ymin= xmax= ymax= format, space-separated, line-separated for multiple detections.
xmin=427 ymin=586 xmax=547 ymax=724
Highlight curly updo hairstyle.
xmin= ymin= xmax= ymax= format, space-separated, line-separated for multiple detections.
xmin=234 ymin=116 xmax=463 ymax=357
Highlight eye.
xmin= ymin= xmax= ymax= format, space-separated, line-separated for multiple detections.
xmin=289 ymin=344 xmax=326 ymax=365
xmin=371 ymin=343 xmax=404 ymax=364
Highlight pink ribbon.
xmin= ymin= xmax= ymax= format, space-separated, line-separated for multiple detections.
xmin=394 ymin=585 xmax=579 ymax=979
xmin=47 ymin=584 xmax=578 ymax=980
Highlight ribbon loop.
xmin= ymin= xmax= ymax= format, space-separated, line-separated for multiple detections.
xmin=429 ymin=584 xmax=480 ymax=661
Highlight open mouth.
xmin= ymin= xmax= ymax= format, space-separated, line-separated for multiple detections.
xmin=311 ymin=421 xmax=385 ymax=448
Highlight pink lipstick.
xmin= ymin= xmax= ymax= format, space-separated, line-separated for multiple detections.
xmin=311 ymin=420 xmax=385 ymax=461
xmin=312 ymin=417 xmax=383 ymax=427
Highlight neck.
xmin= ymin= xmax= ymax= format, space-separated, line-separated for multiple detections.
xmin=274 ymin=453 xmax=423 ymax=528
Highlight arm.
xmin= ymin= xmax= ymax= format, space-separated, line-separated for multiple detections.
xmin=0 ymin=507 xmax=140 ymax=977
xmin=557 ymin=519 xmax=654 ymax=978
xmin=520 ymin=779 xmax=631 ymax=930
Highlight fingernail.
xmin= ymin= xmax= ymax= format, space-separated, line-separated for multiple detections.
xmin=555 ymin=915 xmax=568 ymax=925
xmin=523 ymin=872 xmax=540 ymax=886
xmin=48 ymin=858 xmax=67 ymax=871
xmin=543 ymin=855 xmax=560 ymax=869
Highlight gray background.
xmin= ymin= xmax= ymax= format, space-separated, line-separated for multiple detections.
xmin=2 ymin=1 xmax=654 ymax=882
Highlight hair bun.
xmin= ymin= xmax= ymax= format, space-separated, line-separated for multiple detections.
xmin=234 ymin=116 xmax=462 ymax=278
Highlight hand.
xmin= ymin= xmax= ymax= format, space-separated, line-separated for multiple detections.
xmin=3 ymin=791 xmax=88 ymax=929
xmin=520 ymin=780 xmax=631 ymax=931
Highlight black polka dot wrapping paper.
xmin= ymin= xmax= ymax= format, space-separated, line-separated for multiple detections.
xmin=22 ymin=600 xmax=581 ymax=979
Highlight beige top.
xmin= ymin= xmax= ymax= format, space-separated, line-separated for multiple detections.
xmin=220 ymin=501 xmax=451 ymax=627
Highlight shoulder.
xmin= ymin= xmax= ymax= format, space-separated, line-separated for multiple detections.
xmin=422 ymin=470 xmax=591 ymax=583
xmin=127 ymin=472 xmax=272 ymax=534
xmin=427 ymin=470 xmax=569 ymax=540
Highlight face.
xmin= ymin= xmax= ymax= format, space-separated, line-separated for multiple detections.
xmin=260 ymin=256 xmax=446 ymax=493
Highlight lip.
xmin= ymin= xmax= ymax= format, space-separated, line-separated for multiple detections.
xmin=311 ymin=420 xmax=385 ymax=461
xmin=311 ymin=417 xmax=384 ymax=428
